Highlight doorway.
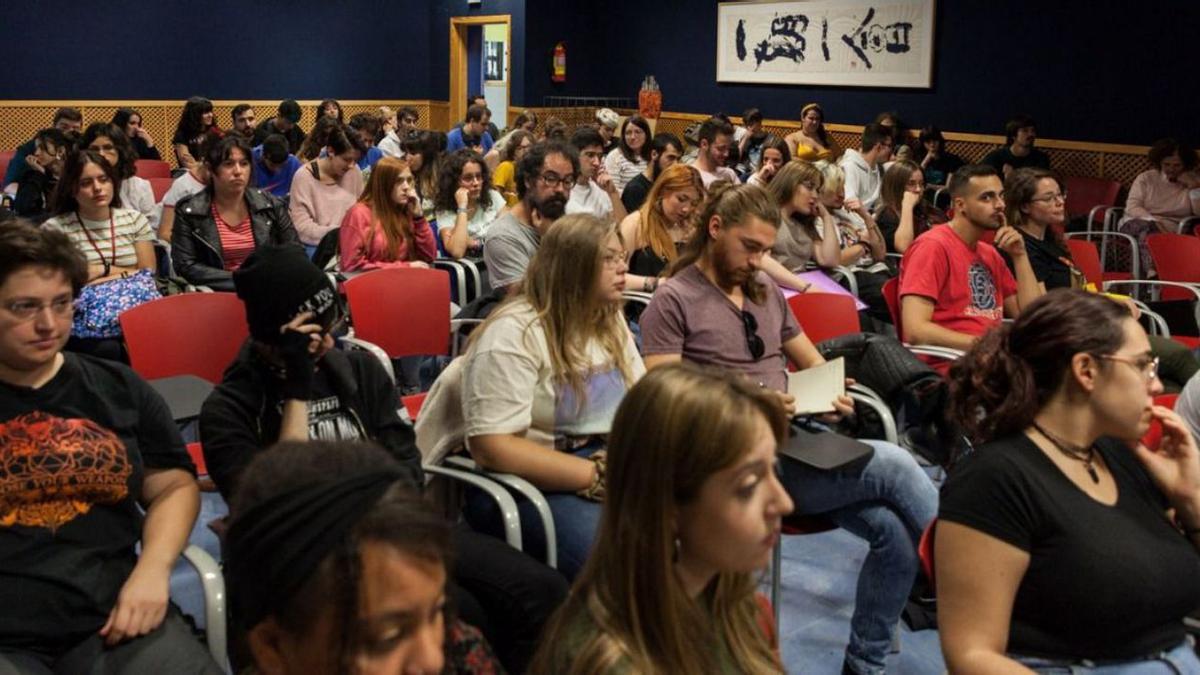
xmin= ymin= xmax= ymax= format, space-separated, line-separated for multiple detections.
xmin=449 ymin=15 xmax=511 ymax=130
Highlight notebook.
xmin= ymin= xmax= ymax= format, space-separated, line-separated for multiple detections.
xmin=787 ymin=357 xmax=845 ymax=416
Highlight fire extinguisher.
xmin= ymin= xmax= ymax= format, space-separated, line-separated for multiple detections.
xmin=552 ymin=42 xmax=566 ymax=83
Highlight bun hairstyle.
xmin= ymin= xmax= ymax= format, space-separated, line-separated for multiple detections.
xmin=949 ymin=289 xmax=1130 ymax=444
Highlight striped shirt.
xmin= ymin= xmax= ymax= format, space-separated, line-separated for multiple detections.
xmin=44 ymin=208 xmax=154 ymax=267
xmin=212 ymin=204 xmax=256 ymax=271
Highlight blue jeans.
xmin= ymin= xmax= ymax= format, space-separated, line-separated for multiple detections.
xmin=1014 ymin=638 xmax=1200 ymax=674
xmin=779 ymin=439 xmax=938 ymax=675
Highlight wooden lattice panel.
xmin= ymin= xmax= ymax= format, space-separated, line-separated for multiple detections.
xmin=1101 ymin=152 xmax=1150 ymax=186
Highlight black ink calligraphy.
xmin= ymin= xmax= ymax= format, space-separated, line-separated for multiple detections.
xmin=841 ymin=7 xmax=913 ymax=69
xmin=733 ymin=5 xmax=915 ymax=71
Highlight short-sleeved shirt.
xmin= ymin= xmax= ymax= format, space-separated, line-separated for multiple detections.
xmin=251 ymin=146 xmax=302 ymax=198
xmin=161 ymin=171 xmax=207 ymax=209
xmin=435 ymin=189 xmax=506 ymax=241
xmin=482 ymin=212 xmax=541 ymax=290
xmin=641 ymin=265 xmax=801 ymax=392
xmin=462 ymin=301 xmax=643 ymax=448
xmin=898 ymin=223 xmax=1017 ymax=339
xmin=44 ymin=208 xmax=154 ymax=268
xmin=693 ymin=163 xmax=740 ymax=189
xmin=981 ymin=146 xmax=1051 ymax=174
xmin=621 ymin=173 xmax=653 ymax=213
xmin=566 ymin=180 xmax=613 ymax=221
xmin=1000 ymin=227 xmax=1078 ymax=291
xmin=0 ymin=354 xmax=194 ymax=653
xmin=445 ymin=127 xmax=494 ymax=154
xmin=940 ymin=434 xmax=1200 ymax=660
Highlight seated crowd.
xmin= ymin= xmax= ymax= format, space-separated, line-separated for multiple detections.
xmin=2 ymin=96 xmax=1200 ymax=675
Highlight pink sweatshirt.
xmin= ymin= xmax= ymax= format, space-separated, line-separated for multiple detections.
xmin=338 ymin=202 xmax=438 ymax=271
xmin=1125 ymin=169 xmax=1200 ymax=227
xmin=288 ymin=161 xmax=364 ymax=245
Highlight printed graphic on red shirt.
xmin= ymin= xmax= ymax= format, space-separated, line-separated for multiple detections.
xmin=0 ymin=412 xmax=130 ymax=531
xmin=965 ymin=261 xmax=1001 ymax=319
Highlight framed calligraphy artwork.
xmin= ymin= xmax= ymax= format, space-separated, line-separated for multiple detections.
xmin=716 ymin=0 xmax=936 ymax=88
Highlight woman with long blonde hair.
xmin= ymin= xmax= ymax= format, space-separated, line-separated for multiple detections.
xmin=617 ymin=163 xmax=704 ymax=292
xmin=461 ymin=213 xmax=645 ymax=580
xmin=338 ymin=156 xmax=436 ymax=271
xmin=531 ymin=363 xmax=791 ymax=674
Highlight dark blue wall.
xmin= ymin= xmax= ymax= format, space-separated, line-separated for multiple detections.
xmin=429 ymin=0 xmax=527 ymax=106
xmin=467 ymin=26 xmax=483 ymax=98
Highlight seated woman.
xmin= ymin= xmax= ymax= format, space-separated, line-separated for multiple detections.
xmin=81 ymin=122 xmax=159 ymax=231
xmin=340 ymin=156 xmax=437 ymax=272
xmin=745 ymin=135 xmax=791 ymax=188
xmin=617 ymin=163 xmax=704 ymax=292
xmin=492 ymin=129 xmax=534 ymax=207
xmin=461 ymin=213 xmax=645 ymax=581
xmin=873 ymin=159 xmax=947 ymax=253
xmin=225 ymin=441 xmax=499 ymax=674
xmin=402 ymin=130 xmax=442 ymax=222
xmin=288 ymin=125 xmax=365 ymax=252
xmin=761 ymin=160 xmax=844 ymax=292
xmin=784 ymin=103 xmax=838 ymax=162
xmin=172 ymin=96 xmax=221 ymax=171
xmin=915 ymin=126 xmax=964 ymax=187
xmin=1119 ymin=138 xmax=1200 ymax=277
xmin=940 ymin=289 xmax=1200 ymax=672
xmin=531 ymin=363 xmax=790 ymax=674
xmin=172 ymin=136 xmax=299 ymax=291
xmin=112 ymin=107 xmax=162 ymax=161
xmin=294 ymin=116 xmax=342 ymax=163
xmin=434 ymin=149 xmax=506 ymax=259
xmin=0 ymin=222 xmax=219 ymax=674
xmin=603 ymin=115 xmax=651 ymax=193
xmin=1001 ymin=167 xmax=1199 ymax=392
xmin=316 ymin=98 xmax=343 ymax=123
xmin=814 ymin=162 xmax=893 ymax=326
xmin=13 ymin=128 xmax=68 ymax=222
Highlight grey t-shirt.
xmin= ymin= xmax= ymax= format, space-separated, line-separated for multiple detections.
xmin=640 ymin=264 xmax=802 ymax=392
xmin=483 ymin=212 xmax=541 ymax=290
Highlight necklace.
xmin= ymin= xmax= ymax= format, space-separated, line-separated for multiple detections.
xmin=1032 ymin=422 xmax=1099 ymax=484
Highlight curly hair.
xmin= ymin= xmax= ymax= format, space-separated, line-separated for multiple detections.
xmin=434 ymin=149 xmax=493 ymax=213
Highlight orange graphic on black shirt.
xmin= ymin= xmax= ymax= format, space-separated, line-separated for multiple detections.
xmin=0 ymin=412 xmax=131 ymax=531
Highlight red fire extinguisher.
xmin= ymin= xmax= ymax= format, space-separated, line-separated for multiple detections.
xmin=552 ymin=42 xmax=566 ymax=83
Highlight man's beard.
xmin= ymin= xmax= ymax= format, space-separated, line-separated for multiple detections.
xmin=711 ymin=239 xmax=752 ymax=287
xmin=532 ymin=193 xmax=567 ymax=221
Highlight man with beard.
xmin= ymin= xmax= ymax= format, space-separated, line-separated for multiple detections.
xmin=981 ymin=114 xmax=1050 ymax=179
xmin=230 ymin=104 xmax=256 ymax=141
xmin=620 ymin=132 xmax=683 ymax=214
xmin=899 ymin=164 xmax=1043 ymax=353
xmin=483 ymin=140 xmax=580 ymax=293
xmin=690 ymin=116 xmax=739 ymax=188
xmin=638 ymin=181 xmax=938 ymax=675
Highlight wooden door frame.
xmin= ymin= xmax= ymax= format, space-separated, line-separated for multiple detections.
xmin=449 ymin=15 xmax=512 ymax=127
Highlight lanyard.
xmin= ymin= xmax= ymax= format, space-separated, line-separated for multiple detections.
xmin=76 ymin=210 xmax=117 ymax=268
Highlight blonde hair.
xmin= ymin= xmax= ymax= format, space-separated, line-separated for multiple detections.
xmin=530 ymin=363 xmax=788 ymax=675
xmin=637 ymin=164 xmax=705 ymax=264
xmin=814 ymin=160 xmax=845 ymax=197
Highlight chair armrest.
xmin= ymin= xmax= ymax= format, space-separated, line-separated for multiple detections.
xmin=179 ymin=545 xmax=229 ymax=672
xmin=422 ymin=464 xmax=524 ymax=551
xmin=828 ymin=265 xmax=859 ymax=297
xmin=341 ymin=335 xmax=396 ymax=384
xmin=904 ymin=344 xmax=966 ymax=361
xmin=1181 ymin=216 xmax=1200 ymax=236
xmin=1102 ymin=280 xmax=1200 ymax=332
xmin=444 ymin=455 xmax=558 ymax=569
xmin=449 ymin=318 xmax=485 ymax=357
xmin=847 ymin=385 xmax=898 ymax=445
xmin=432 ymin=259 xmax=469 ymax=305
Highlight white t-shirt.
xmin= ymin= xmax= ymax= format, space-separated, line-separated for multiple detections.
xmin=462 ymin=301 xmax=645 ymax=447
xmin=435 ymin=189 xmax=506 ymax=241
xmin=162 ymin=171 xmax=207 ymax=209
xmin=693 ymin=162 xmax=740 ymax=188
xmin=121 ymin=175 xmax=159 ymax=231
xmin=566 ymin=180 xmax=613 ymax=221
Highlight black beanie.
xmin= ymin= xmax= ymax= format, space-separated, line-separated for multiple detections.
xmin=233 ymin=244 xmax=339 ymax=344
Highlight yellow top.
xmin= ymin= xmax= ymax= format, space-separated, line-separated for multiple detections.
xmin=792 ymin=142 xmax=834 ymax=162
xmin=493 ymin=161 xmax=518 ymax=207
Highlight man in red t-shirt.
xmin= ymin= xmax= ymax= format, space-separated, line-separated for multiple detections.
xmin=899 ymin=164 xmax=1042 ymax=352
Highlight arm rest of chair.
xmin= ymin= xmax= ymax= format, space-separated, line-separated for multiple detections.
xmin=904 ymin=344 xmax=967 ymax=361
xmin=422 ymin=464 xmax=524 ymax=551
xmin=847 ymin=385 xmax=898 ymax=445
xmin=1103 ymin=206 xmax=1125 ymax=232
xmin=341 ymin=335 xmax=396 ymax=384
xmin=179 ymin=545 xmax=229 ymax=672
xmin=1181 ymin=216 xmax=1200 ymax=235
xmin=1130 ymin=299 xmax=1170 ymax=337
xmin=828 ymin=265 xmax=859 ymax=296
xmin=455 ymin=256 xmax=485 ymax=300
xmin=443 ymin=455 xmax=558 ymax=569
xmin=1103 ymin=280 xmax=1200 ymax=332
xmin=432 ymin=259 xmax=469 ymax=305
xmin=449 ymin=318 xmax=485 ymax=358
xmin=622 ymin=290 xmax=654 ymax=313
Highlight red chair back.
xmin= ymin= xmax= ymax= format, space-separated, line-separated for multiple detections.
xmin=918 ymin=518 xmax=937 ymax=590
xmin=0 ymin=150 xmax=15 ymax=184
xmin=402 ymin=393 xmax=427 ymax=421
xmin=135 ymin=159 xmax=172 ymax=179
xmin=1064 ymin=175 xmax=1121 ymax=225
xmin=148 ymin=177 xmax=172 ymax=203
xmin=343 ymin=268 xmax=451 ymax=358
xmin=119 ymin=292 xmax=249 ymax=382
xmin=186 ymin=442 xmax=209 ymax=477
xmin=787 ymin=292 xmax=860 ymax=344
xmin=1141 ymin=394 xmax=1181 ymax=451
xmin=882 ymin=277 xmax=903 ymax=339
xmin=1147 ymin=234 xmax=1200 ymax=302
xmin=1065 ymin=239 xmax=1104 ymax=286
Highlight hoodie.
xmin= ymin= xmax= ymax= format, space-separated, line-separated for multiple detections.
xmin=839 ymin=148 xmax=883 ymax=212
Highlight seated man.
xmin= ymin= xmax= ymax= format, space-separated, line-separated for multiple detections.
xmin=3 ymin=107 xmax=82 ymax=191
xmin=251 ymin=134 xmax=302 ymax=199
xmin=377 ymin=105 xmax=419 ymax=158
xmin=199 ymin=244 xmax=567 ymax=672
xmin=639 ymin=182 xmax=937 ymax=675
xmin=981 ymin=114 xmax=1050 ymax=179
xmin=347 ymin=112 xmax=385 ymax=173
xmin=840 ymin=123 xmax=894 ymax=213
xmin=566 ymin=126 xmax=627 ymax=224
xmin=252 ymin=100 xmax=306 ymax=155
xmin=446 ymin=104 xmax=495 ymax=154
xmin=899 ymin=164 xmax=1042 ymax=355
xmin=230 ymin=104 xmax=256 ymax=141
xmin=0 ymin=222 xmax=220 ymax=673
xmin=13 ymin=128 xmax=68 ymax=222
xmin=689 ymin=116 xmax=740 ymax=188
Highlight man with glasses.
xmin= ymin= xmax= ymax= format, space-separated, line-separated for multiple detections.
xmin=483 ymin=140 xmax=580 ymax=293
xmin=566 ymin=127 xmax=626 ymax=224
xmin=840 ymin=123 xmax=895 ymax=213
xmin=639 ymin=182 xmax=937 ymax=675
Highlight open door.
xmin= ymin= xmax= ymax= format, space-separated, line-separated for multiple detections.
xmin=449 ymin=15 xmax=511 ymax=130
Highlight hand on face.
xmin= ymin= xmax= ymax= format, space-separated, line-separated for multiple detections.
xmin=1134 ymin=406 xmax=1200 ymax=519
xmin=901 ymin=190 xmax=922 ymax=210
xmin=455 ymin=187 xmax=471 ymax=209
xmin=993 ymin=221 xmax=1027 ymax=258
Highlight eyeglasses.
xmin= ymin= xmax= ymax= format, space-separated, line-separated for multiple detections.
xmin=740 ymin=310 xmax=765 ymax=360
xmin=460 ymin=173 xmax=484 ymax=184
xmin=1100 ymin=354 xmax=1159 ymax=381
xmin=602 ymin=248 xmax=629 ymax=268
xmin=4 ymin=297 xmax=76 ymax=321
xmin=1031 ymin=192 xmax=1068 ymax=204
xmin=538 ymin=172 xmax=576 ymax=188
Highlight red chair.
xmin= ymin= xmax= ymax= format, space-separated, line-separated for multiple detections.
xmin=1065 ymin=238 xmax=1134 ymax=286
xmin=1064 ymin=175 xmax=1122 ymax=232
xmin=148 ymin=176 xmax=172 ymax=203
xmin=401 ymin=392 xmax=427 ymax=422
xmin=882 ymin=277 xmax=903 ymax=339
xmin=343 ymin=268 xmax=454 ymax=358
xmin=787 ymin=293 xmax=860 ymax=344
xmin=119 ymin=292 xmax=249 ymax=383
xmin=1147 ymin=234 xmax=1200 ymax=303
xmin=918 ymin=518 xmax=937 ymax=591
xmin=1141 ymin=394 xmax=1181 ymax=451
xmin=0 ymin=150 xmax=15 ymax=185
xmin=186 ymin=442 xmax=209 ymax=477
xmin=135 ymin=159 xmax=172 ymax=179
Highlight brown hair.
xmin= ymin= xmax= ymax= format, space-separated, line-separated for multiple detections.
xmin=51 ymin=149 xmax=124 ymax=216
xmin=356 ymin=156 xmax=431 ymax=263
xmin=0 ymin=220 xmax=89 ymax=296
xmin=878 ymin=159 xmax=924 ymax=220
xmin=765 ymin=160 xmax=823 ymax=240
xmin=949 ymin=289 xmax=1130 ymax=444
xmin=637 ymin=164 xmax=705 ymax=263
xmin=1004 ymin=167 xmax=1066 ymax=249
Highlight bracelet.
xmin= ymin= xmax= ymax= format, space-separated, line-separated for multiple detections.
xmin=457 ymin=207 xmax=469 ymax=214
xmin=576 ymin=452 xmax=607 ymax=501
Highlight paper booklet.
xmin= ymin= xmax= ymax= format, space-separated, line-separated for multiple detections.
xmin=786 ymin=357 xmax=845 ymax=416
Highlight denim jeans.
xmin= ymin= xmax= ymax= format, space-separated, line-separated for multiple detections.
xmin=778 ymin=439 xmax=938 ymax=675
xmin=1014 ymin=638 xmax=1200 ymax=674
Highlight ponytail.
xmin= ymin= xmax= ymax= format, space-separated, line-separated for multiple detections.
xmin=949 ymin=324 xmax=1038 ymax=444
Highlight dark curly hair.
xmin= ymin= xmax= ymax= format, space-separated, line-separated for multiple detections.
xmin=80 ymin=123 xmax=138 ymax=179
xmin=434 ymin=149 xmax=493 ymax=213
xmin=515 ymin=140 xmax=580 ymax=201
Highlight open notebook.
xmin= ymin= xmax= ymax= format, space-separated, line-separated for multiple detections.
xmin=786 ymin=357 xmax=845 ymax=416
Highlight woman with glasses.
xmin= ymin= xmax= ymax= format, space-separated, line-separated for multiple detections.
xmin=604 ymin=115 xmax=652 ymax=193
xmin=493 ymin=130 xmax=535 ymax=207
xmin=461 ymin=214 xmax=644 ymax=581
xmin=339 ymin=157 xmax=436 ymax=272
xmin=874 ymin=159 xmax=947 ymax=253
xmin=434 ymin=149 xmax=506 ymax=259
xmin=939 ymin=289 xmax=1200 ymax=672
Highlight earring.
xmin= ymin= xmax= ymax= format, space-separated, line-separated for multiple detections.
xmin=672 ymin=536 xmax=682 ymax=562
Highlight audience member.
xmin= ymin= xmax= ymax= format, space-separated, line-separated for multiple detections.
xmin=464 ymin=214 xmax=644 ymax=580
xmin=251 ymin=133 xmax=302 ymax=199
xmin=402 ymin=131 xmax=443 ymax=222
xmin=638 ymin=181 xmax=937 ymax=675
xmin=981 ymin=114 xmax=1051 ymax=178
xmin=172 ymin=96 xmax=220 ymax=171
xmin=531 ymin=363 xmax=790 ymax=674
xmin=492 ymin=129 xmax=534 ymax=207
xmin=735 ymin=108 xmax=770 ymax=179
xmin=566 ymin=127 xmax=627 ymax=224
xmin=446 ymin=105 xmax=494 ymax=154
xmin=316 ymin=98 xmax=343 ymax=123
xmin=1119 ymin=138 xmax=1200 ymax=277
xmin=691 ymin=116 xmax=740 ymax=188
xmin=157 ymin=158 xmax=208 ymax=244
xmin=620 ymin=132 xmax=683 ymax=213
xmin=339 ymin=156 xmax=436 ymax=271
xmin=3 ymin=107 xmax=82 ymax=189
xmin=295 ymin=116 xmax=342 ymax=163
xmin=172 ymin=136 xmax=299 ymax=290
xmin=288 ymin=125 xmax=365 ymax=249
xmin=112 ymin=107 xmax=162 ymax=160
xmin=434 ymin=149 xmax=504 ymax=258
xmin=899 ymin=164 xmax=1042 ymax=352
xmin=0 ymin=222 xmax=219 ymax=673
xmin=347 ymin=112 xmax=385 ymax=173
xmin=875 ymin=159 xmax=947 ymax=253
xmin=940 ymin=289 xmax=1200 ymax=671
xmin=746 ymin=135 xmax=791 ymax=187
xmin=487 ymin=111 xmax=538 ymax=167
xmin=463 ymin=94 xmax=501 ymax=140
xmin=483 ymin=140 xmax=579 ymax=292
xmin=603 ymin=115 xmax=651 ymax=193
xmin=764 ymin=160 xmax=842 ymax=279
xmin=229 ymin=103 xmax=257 ymax=141
xmin=815 ymin=161 xmax=893 ymax=324
xmin=540 ymin=116 xmax=569 ymax=143
xmin=13 ymin=128 xmax=68 ymax=222
xmin=618 ymin=163 xmax=704 ymax=290
xmin=376 ymin=105 xmax=420 ymax=158
xmin=839 ymin=123 xmax=894 ymax=213
xmin=81 ymin=122 xmax=159 ymax=231
xmin=915 ymin=126 xmax=964 ymax=186
xmin=253 ymin=99 xmax=307 ymax=155
xmin=594 ymin=107 xmax=620 ymax=154
xmin=785 ymin=103 xmax=836 ymax=162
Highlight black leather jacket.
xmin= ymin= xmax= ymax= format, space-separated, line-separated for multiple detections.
xmin=171 ymin=188 xmax=299 ymax=291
